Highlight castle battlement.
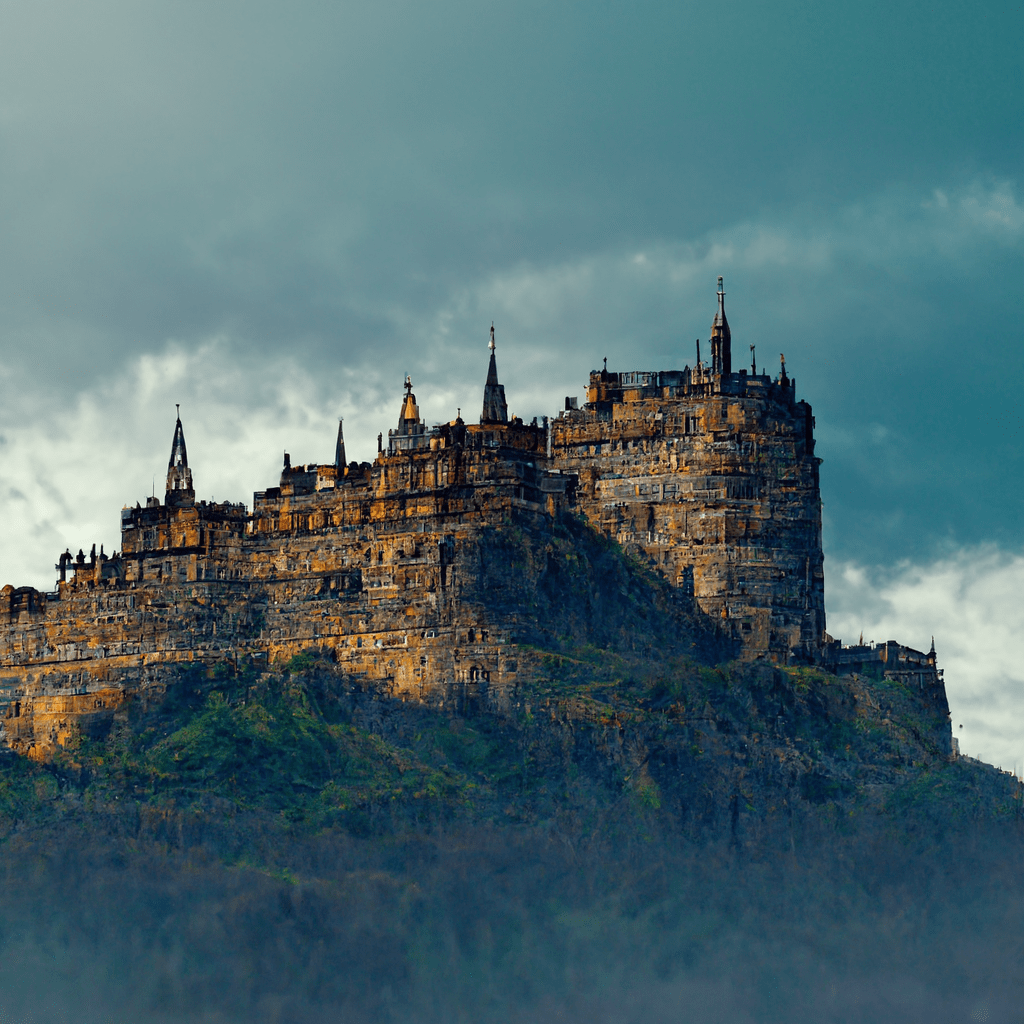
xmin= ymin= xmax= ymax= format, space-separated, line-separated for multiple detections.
xmin=0 ymin=280 xmax=828 ymax=759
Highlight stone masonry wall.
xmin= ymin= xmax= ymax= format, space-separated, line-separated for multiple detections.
xmin=0 ymin=360 xmax=827 ymax=759
xmin=0 ymin=434 xmax=570 ymax=758
xmin=551 ymin=372 xmax=824 ymax=661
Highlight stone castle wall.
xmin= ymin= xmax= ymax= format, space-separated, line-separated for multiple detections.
xmin=551 ymin=367 xmax=824 ymax=661
xmin=0 ymin=291 xmax=837 ymax=759
xmin=0 ymin=429 xmax=567 ymax=758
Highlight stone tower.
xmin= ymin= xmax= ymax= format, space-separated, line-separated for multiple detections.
xmin=389 ymin=376 xmax=429 ymax=454
xmin=550 ymin=278 xmax=825 ymax=661
xmin=710 ymin=275 xmax=732 ymax=376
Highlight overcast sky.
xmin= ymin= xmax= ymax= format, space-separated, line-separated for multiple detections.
xmin=0 ymin=0 xmax=1021 ymax=768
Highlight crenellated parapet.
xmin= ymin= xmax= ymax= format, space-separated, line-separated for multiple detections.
xmin=119 ymin=500 xmax=248 ymax=583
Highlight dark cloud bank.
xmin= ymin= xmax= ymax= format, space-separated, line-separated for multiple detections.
xmin=0 ymin=1 xmax=1022 ymax=569
xmin=0 ymin=5 xmax=1022 ymax=1019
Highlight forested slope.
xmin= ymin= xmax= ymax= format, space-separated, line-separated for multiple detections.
xmin=0 ymin=522 xmax=1019 ymax=1022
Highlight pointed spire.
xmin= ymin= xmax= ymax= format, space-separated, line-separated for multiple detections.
xmin=398 ymin=375 xmax=421 ymax=430
xmin=335 ymin=418 xmax=347 ymax=469
xmin=481 ymin=323 xmax=508 ymax=424
xmin=165 ymin=406 xmax=195 ymax=507
xmin=168 ymin=405 xmax=188 ymax=471
xmin=710 ymin=275 xmax=732 ymax=375
xmin=395 ymin=375 xmax=424 ymax=439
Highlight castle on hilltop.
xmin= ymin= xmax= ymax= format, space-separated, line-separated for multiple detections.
xmin=0 ymin=280 xmax=938 ymax=760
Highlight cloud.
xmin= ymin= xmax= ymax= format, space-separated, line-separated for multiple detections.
xmin=0 ymin=340 xmax=415 ymax=591
xmin=3 ymin=175 xmax=1022 ymax=573
xmin=957 ymin=181 xmax=1024 ymax=235
xmin=826 ymin=547 xmax=1024 ymax=776
xmin=398 ymin=177 xmax=1024 ymax=422
xmin=2 ymin=176 xmax=1023 ymax=767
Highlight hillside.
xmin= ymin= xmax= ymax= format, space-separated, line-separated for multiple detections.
xmin=0 ymin=553 xmax=1020 ymax=1022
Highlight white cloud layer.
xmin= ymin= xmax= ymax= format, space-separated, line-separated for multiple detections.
xmin=0 ymin=341 xmax=413 ymax=590
xmin=827 ymin=548 xmax=1024 ymax=777
xmin=399 ymin=176 xmax=1024 ymax=395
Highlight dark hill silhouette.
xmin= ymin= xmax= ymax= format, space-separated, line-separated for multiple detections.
xmin=0 ymin=519 xmax=1017 ymax=1021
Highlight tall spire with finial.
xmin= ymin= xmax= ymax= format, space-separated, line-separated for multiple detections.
xmin=165 ymin=405 xmax=195 ymax=507
xmin=710 ymin=275 xmax=732 ymax=375
xmin=334 ymin=418 xmax=346 ymax=469
xmin=481 ymin=322 xmax=508 ymax=424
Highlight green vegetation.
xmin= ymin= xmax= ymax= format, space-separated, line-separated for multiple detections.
xmin=0 ymin=640 xmax=1019 ymax=1021
xmin=60 ymin=659 xmax=475 ymax=834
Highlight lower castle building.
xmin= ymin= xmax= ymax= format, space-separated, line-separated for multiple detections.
xmin=0 ymin=280 xmax=882 ymax=759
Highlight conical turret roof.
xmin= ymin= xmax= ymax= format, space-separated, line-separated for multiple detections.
xmin=165 ymin=406 xmax=195 ymax=507
xmin=167 ymin=409 xmax=189 ymax=471
xmin=710 ymin=276 xmax=732 ymax=375
xmin=335 ymin=418 xmax=346 ymax=469
xmin=397 ymin=376 xmax=421 ymax=431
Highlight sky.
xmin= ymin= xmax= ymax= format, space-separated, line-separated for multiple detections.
xmin=0 ymin=0 xmax=1021 ymax=769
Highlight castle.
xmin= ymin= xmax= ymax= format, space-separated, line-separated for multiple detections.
xmin=0 ymin=280 xmax=939 ymax=759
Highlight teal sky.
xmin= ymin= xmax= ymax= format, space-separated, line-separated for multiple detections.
xmin=0 ymin=0 xmax=1021 ymax=767
xmin=0 ymin=1 xmax=1021 ymax=630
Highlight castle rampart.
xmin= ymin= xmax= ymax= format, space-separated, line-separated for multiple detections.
xmin=0 ymin=281 xmax=841 ymax=758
